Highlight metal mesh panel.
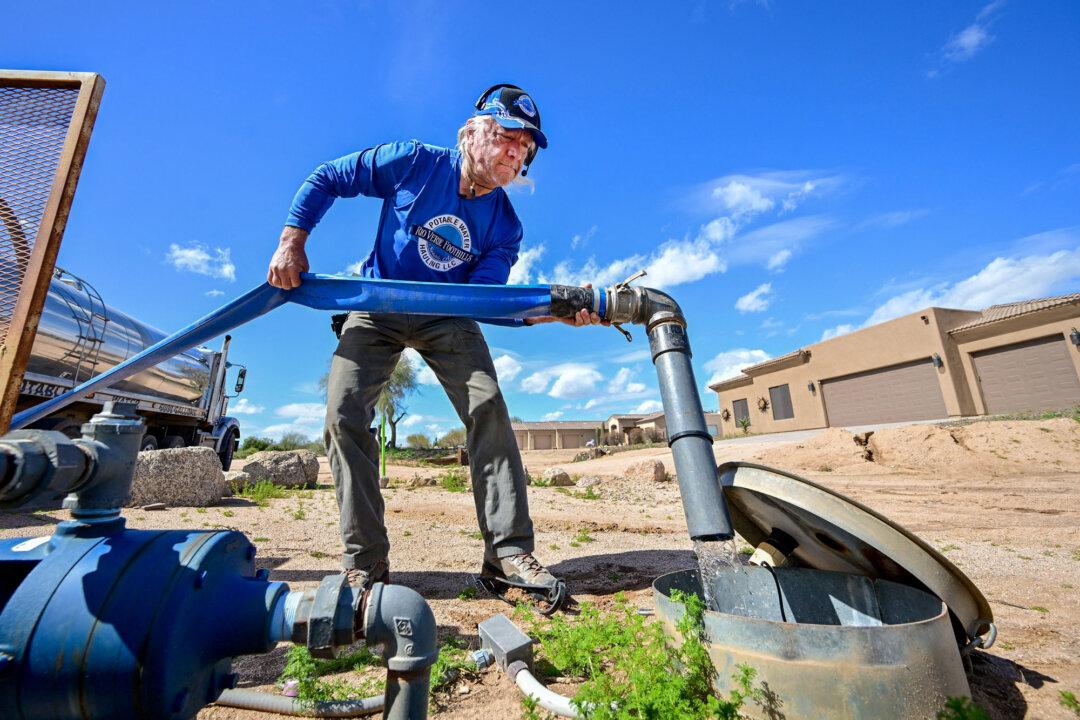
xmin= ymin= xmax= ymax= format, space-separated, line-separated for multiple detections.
xmin=0 ymin=86 xmax=79 ymax=346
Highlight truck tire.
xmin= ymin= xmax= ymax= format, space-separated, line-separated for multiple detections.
xmin=218 ymin=429 xmax=237 ymax=471
xmin=163 ymin=435 xmax=186 ymax=449
xmin=28 ymin=416 xmax=83 ymax=439
xmin=140 ymin=434 xmax=159 ymax=452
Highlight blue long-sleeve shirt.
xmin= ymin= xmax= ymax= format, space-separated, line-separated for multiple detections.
xmin=286 ymin=141 xmax=523 ymax=286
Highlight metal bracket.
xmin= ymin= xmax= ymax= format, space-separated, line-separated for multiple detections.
xmin=611 ymin=270 xmax=647 ymax=343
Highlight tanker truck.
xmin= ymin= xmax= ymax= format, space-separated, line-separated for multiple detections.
xmin=15 ymin=267 xmax=246 ymax=469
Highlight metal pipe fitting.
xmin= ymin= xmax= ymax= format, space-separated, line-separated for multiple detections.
xmin=361 ymin=582 xmax=439 ymax=720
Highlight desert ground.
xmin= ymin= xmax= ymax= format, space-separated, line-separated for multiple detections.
xmin=2 ymin=418 xmax=1078 ymax=719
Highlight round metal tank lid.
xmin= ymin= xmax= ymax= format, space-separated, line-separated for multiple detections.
xmin=718 ymin=461 xmax=994 ymax=648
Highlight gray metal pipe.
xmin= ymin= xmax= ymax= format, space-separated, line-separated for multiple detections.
xmin=548 ymin=283 xmax=734 ymax=541
xmin=361 ymin=583 xmax=439 ymax=720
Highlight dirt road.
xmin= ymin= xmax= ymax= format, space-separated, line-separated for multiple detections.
xmin=2 ymin=419 xmax=1077 ymax=718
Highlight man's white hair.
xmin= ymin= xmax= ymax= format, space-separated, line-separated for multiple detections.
xmin=456 ymin=115 xmax=535 ymax=191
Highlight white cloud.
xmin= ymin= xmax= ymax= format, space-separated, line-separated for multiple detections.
xmin=541 ymin=238 xmax=726 ymax=290
xmin=705 ymin=172 xmax=842 ymax=220
xmin=403 ymin=349 xmax=439 ymax=385
xmin=703 ymin=348 xmax=771 ymax=386
xmin=820 ymin=323 xmax=855 ymax=341
xmin=612 ymin=348 xmax=651 ymax=363
xmin=259 ymin=401 xmax=327 ymax=440
xmin=570 ymin=226 xmax=598 ymax=251
xmin=818 ymin=241 xmax=1080 ymax=340
xmin=855 ymin=209 xmax=930 ymax=231
xmin=520 ymin=363 xmax=603 ymax=399
xmin=166 ymin=243 xmax=236 ymax=282
xmin=401 ymin=414 xmax=426 ymax=427
xmin=508 ymin=244 xmax=546 ymax=284
xmin=728 ymin=215 xmax=835 ymax=267
xmin=344 ymin=261 xmax=365 ymax=276
xmin=205 ymin=289 xmax=225 ymax=297
xmin=542 ymin=411 xmax=564 ymax=421
xmin=493 ymin=354 xmax=523 ymax=382
xmin=634 ymin=399 xmax=663 ymax=414
xmin=766 ymin=249 xmax=792 ymax=271
xmin=230 ymin=398 xmax=264 ymax=414
xmin=735 ymin=283 xmax=773 ymax=313
xmin=866 ymin=247 xmax=1080 ymax=326
xmin=931 ymin=0 xmax=1005 ymax=75
xmin=275 ymin=402 xmax=325 ymax=422
xmin=607 ymin=367 xmax=646 ymax=395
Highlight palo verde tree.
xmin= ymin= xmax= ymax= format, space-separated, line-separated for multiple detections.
xmin=376 ymin=355 xmax=419 ymax=449
xmin=317 ymin=354 xmax=419 ymax=448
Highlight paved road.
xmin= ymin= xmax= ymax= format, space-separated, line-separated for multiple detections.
xmin=716 ymin=417 xmax=953 ymax=446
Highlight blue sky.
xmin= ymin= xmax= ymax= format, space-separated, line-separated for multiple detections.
xmin=7 ymin=1 xmax=1080 ymax=441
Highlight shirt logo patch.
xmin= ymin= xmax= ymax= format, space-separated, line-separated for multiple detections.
xmin=412 ymin=215 xmax=475 ymax=272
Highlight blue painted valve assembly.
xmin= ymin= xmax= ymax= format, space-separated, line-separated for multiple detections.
xmin=0 ymin=402 xmax=437 ymax=720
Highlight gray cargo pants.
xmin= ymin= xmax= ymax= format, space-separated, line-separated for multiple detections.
xmin=325 ymin=311 xmax=534 ymax=570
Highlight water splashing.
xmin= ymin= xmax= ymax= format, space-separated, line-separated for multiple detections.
xmin=694 ymin=538 xmax=746 ymax=614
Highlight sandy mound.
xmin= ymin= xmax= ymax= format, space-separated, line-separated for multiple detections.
xmin=751 ymin=419 xmax=1080 ymax=478
xmin=751 ymin=427 xmax=882 ymax=474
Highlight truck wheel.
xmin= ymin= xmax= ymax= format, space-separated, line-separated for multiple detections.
xmin=163 ymin=435 xmax=186 ymax=449
xmin=28 ymin=416 xmax=83 ymax=439
xmin=218 ymin=429 xmax=237 ymax=471
xmin=140 ymin=434 xmax=159 ymax=452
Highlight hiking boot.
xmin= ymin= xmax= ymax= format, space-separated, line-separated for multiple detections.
xmin=482 ymin=553 xmax=557 ymax=589
xmin=344 ymin=559 xmax=390 ymax=592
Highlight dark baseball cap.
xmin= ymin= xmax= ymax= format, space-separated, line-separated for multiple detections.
xmin=473 ymin=84 xmax=548 ymax=149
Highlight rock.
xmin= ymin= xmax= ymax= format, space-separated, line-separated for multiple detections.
xmin=142 ymin=502 xmax=167 ymax=511
xmin=379 ymin=476 xmax=390 ymax=489
xmin=542 ymin=467 xmax=574 ymax=487
xmin=222 ymin=470 xmax=250 ymax=496
xmin=577 ymin=476 xmax=602 ymax=489
xmin=129 ymin=447 xmax=224 ymax=507
xmin=243 ymin=450 xmax=319 ymax=488
xmin=623 ymin=459 xmax=668 ymax=482
xmin=407 ymin=473 xmax=437 ymax=488
xmin=572 ymin=447 xmax=609 ymax=462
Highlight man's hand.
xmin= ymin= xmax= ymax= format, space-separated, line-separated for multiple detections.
xmin=268 ymin=226 xmax=310 ymax=289
xmin=525 ymin=283 xmax=609 ymax=327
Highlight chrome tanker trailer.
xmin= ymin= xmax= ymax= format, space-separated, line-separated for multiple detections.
xmin=15 ymin=268 xmax=246 ymax=469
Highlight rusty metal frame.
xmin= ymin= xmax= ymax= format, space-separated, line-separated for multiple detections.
xmin=0 ymin=70 xmax=105 ymax=433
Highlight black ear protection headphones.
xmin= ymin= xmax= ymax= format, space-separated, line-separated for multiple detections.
xmin=473 ymin=83 xmax=539 ymax=176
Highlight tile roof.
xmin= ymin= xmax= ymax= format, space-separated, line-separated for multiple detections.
xmin=948 ymin=293 xmax=1080 ymax=333
xmin=511 ymin=421 xmax=602 ymax=431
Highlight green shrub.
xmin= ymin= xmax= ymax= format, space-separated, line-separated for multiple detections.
xmin=937 ymin=696 xmax=990 ymax=720
xmin=528 ymin=591 xmax=760 ymax=719
xmin=430 ymin=637 xmax=475 ymax=693
xmin=237 ymin=479 xmax=289 ymax=506
xmin=277 ymin=645 xmax=379 ymax=706
xmin=1061 ymin=690 xmax=1080 ymax=717
xmin=439 ymin=468 xmax=468 ymax=493
xmin=406 ymin=433 xmax=433 ymax=449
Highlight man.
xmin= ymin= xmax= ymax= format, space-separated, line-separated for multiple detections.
xmin=267 ymin=84 xmax=601 ymax=608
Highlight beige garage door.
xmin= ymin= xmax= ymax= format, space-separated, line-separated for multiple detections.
xmin=532 ymin=433 xmax=552 ymax=450
xmin=822 ymin=358 xmax=948 ymax=427
xmin=560 ymin=432 xmax=583 ymax=449
xmin=973 ymin=335 xmax=1080 ymax=414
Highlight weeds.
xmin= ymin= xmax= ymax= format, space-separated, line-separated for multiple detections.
xmin=277 ymin=645 xmax=379 ymax=706
xmin=939 ymin=544 xmax=960 ymax=553
xmin=526 ymin=591 xmax=760 ymax=719
xmin=457 ymin=586 xmax=478 ymax=600
xmin=556 ymin=485 xmax=602 ymax=500
xmin=937 ymin=696 xmax=990 ymax=719
xmin=1031 ymin=605 xmax=1049 ymax=613
xmin=237 ymin=479 xmax=290 ymax=506
xmin=430 ymin=637 xmax=475 ymax=693
xmin=439 ymin=468 xmax=468 ymax=493
xmin=222 ymin=509 xmax=235 ymax=518
xmin=817 ymin=464 xmax=833 ymax=472
xmin=196 ymin=507 xmax=207 ymax=514
xmin=1061 ymin=691 xmax=1080 ymax=717
xmin=308 ymin=550 xmax=327 ymax=559
xmin=292 ymin=503 xmax=306 ymax=521
xmin=252 ymin=536 xmax=269 ymax=542
xmin=574 ymin=529 xmax=596 ymax=544
xmin=997 ymin=640 xmax=1015 ymax=651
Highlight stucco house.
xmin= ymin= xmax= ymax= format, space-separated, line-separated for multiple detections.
xmin=710 ymin=294 xmax=1080 ymax=437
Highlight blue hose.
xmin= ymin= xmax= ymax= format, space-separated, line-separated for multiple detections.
xmin=12 ymin=274 xmax=554 ymax=430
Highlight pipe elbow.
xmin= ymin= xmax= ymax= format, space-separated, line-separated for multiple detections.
xmin=603 ymin=285 xmax=686 ymax=329
xmin=639 ymin=288 xmax=684 ymax=329
xmin=361 ymin=582 xmax=439 ymax=673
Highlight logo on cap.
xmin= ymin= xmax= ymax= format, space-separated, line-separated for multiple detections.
xmin=513 ymin=95 xmax=537 ymax=118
